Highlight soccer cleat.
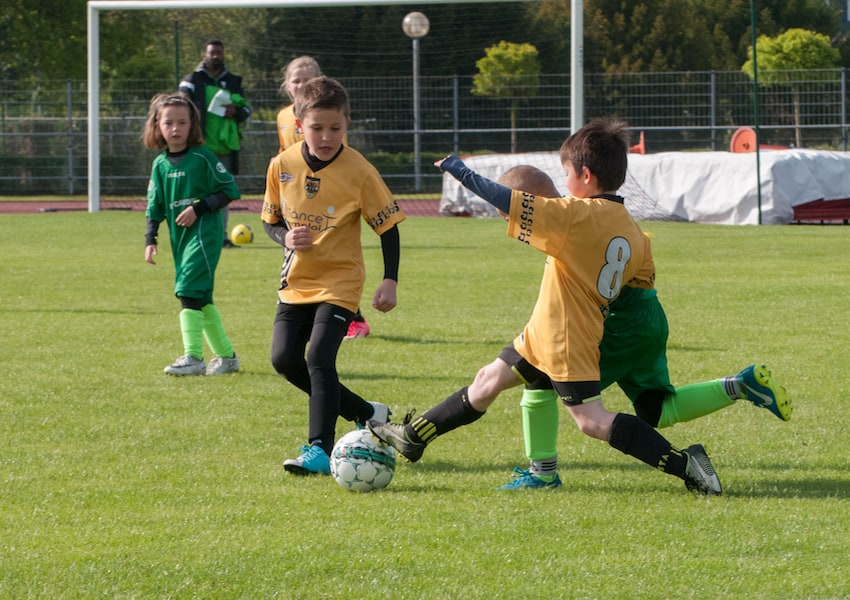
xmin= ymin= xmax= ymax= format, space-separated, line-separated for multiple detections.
xmin=683 ymin=444 xmax=722 ymax=496
xmin=283 ymin=444 xmax=331 ymax=476
xmin=367 ymin=419 xmax=426 ymax=463
xmin=164 ymin=355 xmax=206 ymax=376
xmin=497 ymin=468 xmax=562 ymax=490
xmin=345 ymin=320 xmax=370 ymax=339
xmin=205 ymin=354 xmax=240 ymax=376
xmin=736 ymin=364 xmax=791 ymax=421
xmin=356 ymin=401 xmax=392 ymax=430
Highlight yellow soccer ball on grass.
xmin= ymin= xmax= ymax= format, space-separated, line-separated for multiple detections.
xmin=230 ymin=223 xmax=254 ymax=245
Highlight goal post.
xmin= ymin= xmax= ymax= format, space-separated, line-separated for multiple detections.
xmin=86 ymin=0 xmax=557 ymax=212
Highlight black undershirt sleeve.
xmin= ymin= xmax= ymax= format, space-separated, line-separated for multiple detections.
xmin=192 ymin=191 xmax=232 ymax=216
xmin=144 ymin=218 xmax=160 ymax=246
xmin=379 ymin=225 xmax=400 ymax=281
xmin=263 ymin=220 xmax=289 ymax=247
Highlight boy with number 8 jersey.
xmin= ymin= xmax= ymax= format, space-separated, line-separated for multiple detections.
xmin=493 ymin=166 xmax=790 ymax=491
xmin=370 ymin=118 xmax=723 ymax=495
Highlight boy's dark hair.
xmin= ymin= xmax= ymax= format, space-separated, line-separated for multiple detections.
xmin=205 ymin=39 xmax=224 ymax=50
xmin=294 ymin=76 xmax=350 ymax=119
xmin=559 ymin=118 xmax=630 ymax=191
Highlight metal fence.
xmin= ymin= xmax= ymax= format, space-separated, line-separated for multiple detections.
xmin=2 ymin=69 xmax=849 ymax=196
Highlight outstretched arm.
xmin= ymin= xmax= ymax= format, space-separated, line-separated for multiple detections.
xmin=436 ymin=155 xmax=512 ymax=214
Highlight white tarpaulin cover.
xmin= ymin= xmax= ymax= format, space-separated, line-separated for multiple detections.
xmin=439 ymin=149 xmax=850 ymax=225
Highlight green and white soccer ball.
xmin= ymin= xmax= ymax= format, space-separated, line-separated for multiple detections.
xmin=230 ymin=223 xmax=254 ymax=245
xmin=330 ymin=429 xmax=396 ymax=492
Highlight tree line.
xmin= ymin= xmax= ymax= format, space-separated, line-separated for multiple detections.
xmin=2 ymin=0 xmax=848 ymax=88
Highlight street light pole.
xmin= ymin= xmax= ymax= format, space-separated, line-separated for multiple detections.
xmin=402 ymin=11 xmax=429 ymax=192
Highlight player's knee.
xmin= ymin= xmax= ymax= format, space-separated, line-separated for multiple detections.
xmin=270 ymin=349 xmax=300 ymax=378
xmin=574 ymin=418 xmax=608 ymax=440
xmin=471 ymin=362 xmax=513 ymax=399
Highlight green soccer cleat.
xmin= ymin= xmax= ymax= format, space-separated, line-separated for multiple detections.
xmin=736 ymin=364 xmax=791 ymax=421
xmin=683 ymin=444 xmax=722 ymax=496
xmin=497 ymin=468 xmax=562 ymax=491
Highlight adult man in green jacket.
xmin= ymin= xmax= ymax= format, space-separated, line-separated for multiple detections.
xmin=180 ymin=39 xmax=251 ymax=248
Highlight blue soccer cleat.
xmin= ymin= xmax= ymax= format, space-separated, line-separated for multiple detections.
xmin=497 ymin=468 xmax=562 ymax=490
xmin=283 ymin=444 xmax=331 ymax=476
xmin=736 ymin=364 xmax=791 ymax=421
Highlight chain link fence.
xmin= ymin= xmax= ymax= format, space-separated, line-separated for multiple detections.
xmin=2 ymin=70 xmax=849 ymax=196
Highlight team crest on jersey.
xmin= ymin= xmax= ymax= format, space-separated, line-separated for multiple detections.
xmin=216 ymin=162 xmax=227 ymax=174
xmin=305 ymin=176 xmax=320 ymax=198
xmin=279 ymin=172 xmax=294 ymax=183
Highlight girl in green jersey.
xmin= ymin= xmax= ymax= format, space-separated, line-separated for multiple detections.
xmin=142 ymin=93 xmax=241 ymax=376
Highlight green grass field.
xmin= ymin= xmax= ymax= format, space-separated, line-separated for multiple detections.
xmin=1 ymin=211 xmax=848 ymax=599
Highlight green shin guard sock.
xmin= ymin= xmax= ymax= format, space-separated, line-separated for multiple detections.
xmin=179 ymin=308 xmax=205 ymax=359
xmin=201 ymin=304 xmax=234 ymax=358
xmin=521 ymin=389 xmax=559 ymax=463
xmin=658 ymin=380 xmax=736 ymax=428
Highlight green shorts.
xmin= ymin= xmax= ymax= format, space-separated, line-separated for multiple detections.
xmin=599 ymin=289 xmax=674 ymax=404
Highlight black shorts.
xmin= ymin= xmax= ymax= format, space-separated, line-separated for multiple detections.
xmin=498 ymin=344 xmax=601 ymax=406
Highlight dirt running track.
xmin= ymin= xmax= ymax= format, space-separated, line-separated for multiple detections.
xmin=0 ymin=198 xmax=442 ymax=217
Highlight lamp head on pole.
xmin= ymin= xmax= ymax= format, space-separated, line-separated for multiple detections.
xmin=402 ymin=11 xmax=430 ymax=39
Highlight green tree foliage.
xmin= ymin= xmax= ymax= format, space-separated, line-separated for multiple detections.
xmin=742 ymin=28 xmax=841 ymax=147
xmin=525 ymin=0 xmax=846 ymax=73
xmin=588 ymin=0 xmax=727 ymax=72
xmin=98 ymin=11 xmax=174 ymax=113
xmin=1 ymin=1 xmax=848 ymax=89
xmin=690 ymin=0 xmax=843 ymax=66
xmin=472 ymin=41 xmax=541 ymax=152
xmin=246 ymin=3 xmax=534 ymax=80
xmin=0 ymin=0 xmax=87 ymax=80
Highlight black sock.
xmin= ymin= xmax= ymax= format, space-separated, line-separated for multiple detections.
xmin=608 ymin=413 xmax=687 ymax=478
xmin=408 ymin=386 xmax=484 ymax=445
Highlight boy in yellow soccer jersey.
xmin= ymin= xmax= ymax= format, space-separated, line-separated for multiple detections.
xmin=488 ymin=166 xmax=791 ymax=490
xmin=262 ymin=76 xmax=405 ymax=476
xmin=371 ymin=119 xmax=723 ymax=495
xmin=276 ymin=56 xmax=369 ymax=340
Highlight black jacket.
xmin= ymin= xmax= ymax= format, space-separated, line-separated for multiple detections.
xmin=178 ymin=64 xmax=251 ymax=133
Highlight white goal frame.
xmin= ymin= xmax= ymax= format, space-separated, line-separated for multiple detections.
xmin=87 ymin=0 xmax=582 ymax=212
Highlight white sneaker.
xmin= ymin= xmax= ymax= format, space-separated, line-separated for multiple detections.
xmin=356 ymin=401 xmax=392 ymax=429
xmin=205 ymin=354 xmax=240 ymax=376
xmin=369 ymin=401 xmax=392 ymax=424
xmin=164 ymin=355 xmax=205 ymax=376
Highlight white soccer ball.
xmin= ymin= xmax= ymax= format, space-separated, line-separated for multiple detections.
xmin=230 ymin=223 xmax=254 ymax=245
xmin=330 ymin=429 xmax=396 ymax=492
